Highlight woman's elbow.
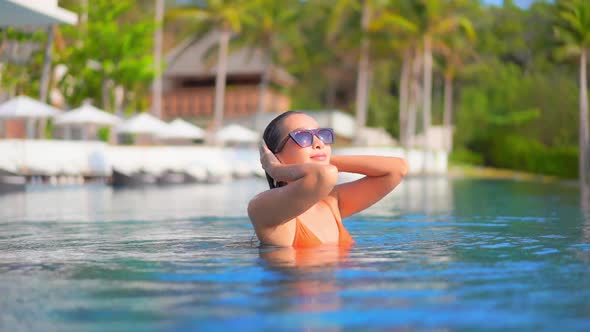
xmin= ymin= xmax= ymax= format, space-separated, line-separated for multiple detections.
xmin=382 ymin=158 xmax=408 ymax=189
xmin=397 ymin=158 xmax=409 ymax=177
xmin=387 ymin=157 xmax=408 ymax=178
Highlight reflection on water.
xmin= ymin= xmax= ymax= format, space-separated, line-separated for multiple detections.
xmin=581 ymin=185 xmax=590 ymax=249
xmin=1 ymin=177 xmax=590 ymax=331
xmin=259 ymin=245 xmax=349 ymax=330
xmin=0 ymin=176 xmax=454 ymax=221
xmin=0 ymin=180 xmax=266 ymax=223
xmin=260 ymin=244 xmax=351 ymax=269
xmin=339 ymin=174 xmax=453 ymax=217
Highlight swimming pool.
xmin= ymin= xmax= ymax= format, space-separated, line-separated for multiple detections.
xmin=0 ymin=177 xmax=589 ymax=331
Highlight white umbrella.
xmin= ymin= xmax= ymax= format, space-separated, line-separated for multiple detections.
xmin=0 ymin=0 xmax=77 ymax=27
xmin=54 ymin=104 xmax=120 ymax=126
xmin=54 ymin=104 xmax=121 ymax=140
xmin=158 ymin=118 xmax=205 ymax=140
xmin=0 ymin=95 xmax=61 ymax=119
xmin=116 ymin=113 xmax=168 ymax=135
xmin=215 ymin=124 xmax=258 ymax=143
xmin=0 ymin=95 xmax=62 ymax=138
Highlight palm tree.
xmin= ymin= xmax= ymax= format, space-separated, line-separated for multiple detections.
xmin=439 ymin=32 xmax=476 ymax=152
xmin=327 ymin=0 xmax=398 ymax=144
xmin=38 ymin=25 xmax=55 ymax=138
xmin=369 ymin=3 xmax=419 ymax=148
xmin=554 ymin=0 xmax=590 ymax=188
xmin=354 ymin=0 xmax=371 ymax=144
xmin=152 ymin=0 xmax=164 ymax=119
xmin=237 ymin=0 xmax=302 ymax=132
xmin=357 ymin=0 xmax=417 ymax=144
xmin=413 ymin=0 xmax=474 ymax=152
xmin=39 ymin=26 xmax=55 ymax=104
xmin=168 ymin=0 xmax=249 ymax=141
xmin=407 ymin=48 xmax=422 ymax=149
xmin=287 ymin=1 xmax=354 ymax=110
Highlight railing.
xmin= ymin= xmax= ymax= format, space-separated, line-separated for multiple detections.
xmin=162 ymin=87 xmax=290 ymax=120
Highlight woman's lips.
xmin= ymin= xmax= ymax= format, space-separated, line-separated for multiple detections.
xmin=311 ymin=154 xmax=327 ymax=161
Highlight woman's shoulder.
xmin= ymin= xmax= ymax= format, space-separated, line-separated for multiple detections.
xmin=247 ymin=189 xmax=269 ymax=218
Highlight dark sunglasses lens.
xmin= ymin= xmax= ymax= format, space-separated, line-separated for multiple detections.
xmin=317 ymin=129 xmax=334 ymax=144
xmin=293 ymin=132 xmax=314 ymax=147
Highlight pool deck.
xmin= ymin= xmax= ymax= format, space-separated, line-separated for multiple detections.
xmin=0 ymin=139 xmax=449 ymax=181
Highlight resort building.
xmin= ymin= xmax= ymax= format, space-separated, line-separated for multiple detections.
xmin=160 ymin=31 xmax=295 ymax=129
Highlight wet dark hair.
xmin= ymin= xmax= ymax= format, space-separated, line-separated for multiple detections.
xmin=262 ymin=110 xmax=304 ymax=189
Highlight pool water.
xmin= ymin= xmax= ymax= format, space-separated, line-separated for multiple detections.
xmin=0 ymin=177 xmax=589 ymax=331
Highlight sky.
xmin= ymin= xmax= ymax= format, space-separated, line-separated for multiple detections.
xmin=482 ymin=0 xmax=539 ymax=8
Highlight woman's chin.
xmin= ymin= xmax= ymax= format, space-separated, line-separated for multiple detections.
xmin=309 ymin=157 xmax=330 ymax=164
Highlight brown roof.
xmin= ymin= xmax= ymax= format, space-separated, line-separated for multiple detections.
xmin=165 ymin=31 xmax=296 ymax=87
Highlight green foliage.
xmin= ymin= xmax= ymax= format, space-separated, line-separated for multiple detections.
xmin=367 ymin=61 xmax=399 ymax=138
xmin=283 ymin=0 xmax=584 ymax=179
xmin=554 ymin=0 xmax=590 ymax=58
xmin=421 ymin=1 xmax=583 ymax=179
xmin=167 ymin=0 xmax=249 ymax=33
xmin=489 ymin=135 xmax=578 ymax=178
xmin=236 ymin=0 xmax=305 ymax=68
xmin=0 ymin=27 xmax=46 ymax=97
xmin=44 ymin=120 xmax=54 ymax=139
xmin=57 ymin=0 xmax=155 ymax=111
xmin=97 ymin=127 xmax=110 ymax=142
xmin=449 ymin=148 xmax=484 ymax=165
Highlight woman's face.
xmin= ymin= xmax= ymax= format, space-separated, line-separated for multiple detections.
xmin=275 ymin=113 xmax=331 ymax=165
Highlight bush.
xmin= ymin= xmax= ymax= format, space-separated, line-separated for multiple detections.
xmin=488 ymin=135 xmax=578 ymax=178
xmin=97 ymin=127 xmax=110 ymax=142
xmin=450 ymin=148 xmax=485 ymax=165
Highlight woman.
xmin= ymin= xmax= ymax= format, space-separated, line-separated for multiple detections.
xmin=248 ymin=111 xmax=408 ymax=248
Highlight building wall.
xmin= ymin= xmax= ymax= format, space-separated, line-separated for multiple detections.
xmin=2 ymin=120 xmax=26 ymax=138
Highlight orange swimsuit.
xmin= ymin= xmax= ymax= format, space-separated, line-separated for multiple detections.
xmin=292 ymin=200 xmax=354 ymax=248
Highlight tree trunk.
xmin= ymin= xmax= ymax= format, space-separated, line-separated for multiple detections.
xmin=443 ymin=72 xmax=454 ymax=152
xmin=354 ymin=0 xmax=371 ymax=145
xmin=580 ymin=49 xmax=589 ymax=187
xmin=256 ymin=46 xmax=272 ymax=133
xmin=211 ymin=28 xmax=230 ymax=144
xmin=326 ymin=79 xmax=337 ymax=108
xmin=399 ymin=50 xmax=410 ymax=147
xmin=102 ymin=78 xmax=111 ymax=112
xmin=406 ymin=53 xmax=422 ymax=148
xmin=81 ymin=0 xmax=88 ymax=25
xmin=114 ymin=85 xmax=125 ymax=117
xmin=39 ymin=26 xmax=54 ymax=103
xmin=38 ymin=25 xmax=55 ymax=139
xmin=422 ymin=36 xmax=433 ymax=151
xmin=151 ymin=0 xmax=164 ymax=118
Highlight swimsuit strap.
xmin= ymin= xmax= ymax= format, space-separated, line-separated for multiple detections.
xmin=320 ymin=199 xmax=341 ymax=223
xmin=320 ymin=199 xmax=354 ymax=244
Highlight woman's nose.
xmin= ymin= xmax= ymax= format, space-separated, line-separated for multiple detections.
xmin=312 ymin=135 xmax=325 ymax=149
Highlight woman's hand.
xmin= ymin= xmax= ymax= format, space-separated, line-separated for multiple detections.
xmin=259 ymin=141 xmax=281 ymax=179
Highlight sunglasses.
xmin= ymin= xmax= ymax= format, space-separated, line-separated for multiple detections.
xmin=274 ymin=128 xmax=335 ymax=153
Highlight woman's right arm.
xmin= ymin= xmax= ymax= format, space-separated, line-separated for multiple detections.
xmin=247 ymin=144 xmax=338 ymax=229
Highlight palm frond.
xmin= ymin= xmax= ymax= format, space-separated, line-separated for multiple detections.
xmin=165 ymin=8 xmax=209 ymax=22
xmin=553 ymin=43 xmax=582 ymax=60
xmin=369 ymin=12 xmax=417 ymax=34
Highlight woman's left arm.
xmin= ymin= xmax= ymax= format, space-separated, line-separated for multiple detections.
xmin=330 ymin=155 xmax=409 ymax=218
